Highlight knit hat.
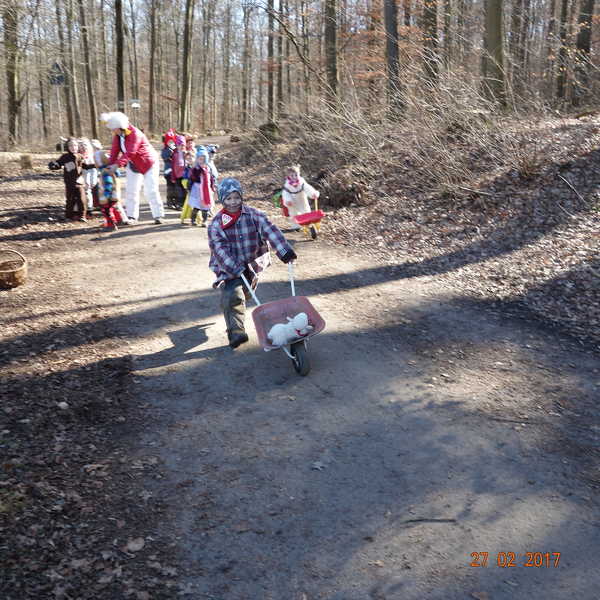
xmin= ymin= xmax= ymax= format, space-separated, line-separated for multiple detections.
xmin=100 ymin=111 xmax=129 ymax=130
xmin=286 ymin=164 xmax=301 ymax=176
xmin=218 ymin=178 xmax=243 ymax=203
xmin=175 ymin=134 xmax=185 ymax=146
xmin=196 ymin=147 xmax=210 ymax=165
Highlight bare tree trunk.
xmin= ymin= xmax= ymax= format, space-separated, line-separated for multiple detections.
xmin=222 ymin=0 xmax=232 ymax=127
xmin=324 ymin=0 xmax=338 ymax=102
xmin=115 ymin=0 xmax=126 ymax=111
xmin=129 ymin=0 xmax=140 ymax=99
xmin=572 ymin=0 xmax=595 ymax=105
xmin=2 ymin=5 xmax=21 ymax=145
xmin=268 ymin=0 xmax=275 ymax=120
xmin=55 ymin=1 xmax=74 ymax=135
xmin=179 ymin=0 xmax=194 ymax=130
xmin=301 ymin=0 xmax=310 ymax=112
xmin=277 ymin=0 xmax=284 ymax=115
xmin=66 ymin=0 xmax=82 ymax=135
xmin=444 ymin=0 xmax=452 ymax=66
xmin=100 ymin=0 xmax=110 ymax=105
xmin=422 ymin=0 xmax=438 ymax=84
xmin=242 ymin=2 xmax=252 ymax=127
xmin=556 ymin=0 xmax=570 ymax=99
xmin=383 ymin=0 xmax=403 ymax=114
xmin=78 ymin=0 xmax=99 ymax=139
xmin=483 ymin=0 xmax=506 ymax=105
xmin=148 ymin=0 xmax=157 ymax=132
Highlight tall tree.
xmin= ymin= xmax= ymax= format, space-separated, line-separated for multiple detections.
xmin=148 ymin=0 xmax=158 ymax=132
xmin=241 ymin=2 xmax=252 ymax=127
xmin=483 ymin=0 xmax=506 ymax=105
xmin=222 ymin=0 xmax=232 ymax=127
xmin=179 ymin=0 xmax=195 ymax=130
xmin=268 ymin=0 xmax=275 ymax=120
xmin=277 ymin=0 xmax=284 ymax=115
xmin=383 ymin=0 xmax=403 ymax=114
xmin=78 ymin=0 xmax=99 ymax=139
xmin=2 ymin=4 xmax=21 ymax=144
xmin=572 ymin=0 xmax=596 ymax=104
xmin=115 ymin=0 xmax=126 ymax=111
xmin=54 ymin=1 xmax=74 ymax=134
xmin=324 ymin=0 xmax=338 ymax=102
xmin=65 ymin=0 xmax=82 ymax=135
xmin=556 ymin=0 xmax=570 ymax=99
xmin=422 ymin=0 xmax=439 ymax=83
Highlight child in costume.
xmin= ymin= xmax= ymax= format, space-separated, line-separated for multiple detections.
xmin=281 ymin=164 xmax=320 ymax=231
xmin=161 ymin=129 xmax=177 ymax=208
xmin=79 ymin=138 xmax=98 ymax=213
xmin=207 ymin=144 xmax=219 ymax=183
xmin=97 ymin=152 xmax=128 ymax=230
xmin=48 ymin=138 xmax=87 ymax=221
xmin=208 ymin=178 xmax=297 ymax=348
xmin=170 ymin=134 xmax=188 ymax=210
xmin=181 ymin=149 xmax=215 ymax=226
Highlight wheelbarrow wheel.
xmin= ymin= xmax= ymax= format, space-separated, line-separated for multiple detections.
xmin=291 ymin=341 xmax=310 ymax=376
xmin=309 ymin=225 xmax=318 ymax=240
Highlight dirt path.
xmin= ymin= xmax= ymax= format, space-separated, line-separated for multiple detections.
xmin=3 ymin=143 xmax=600 ymax=599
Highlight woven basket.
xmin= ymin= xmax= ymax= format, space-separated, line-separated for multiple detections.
xmin=0 ymin=249 xmax=27 ymax=289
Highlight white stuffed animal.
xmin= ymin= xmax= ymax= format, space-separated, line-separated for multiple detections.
xmin=267 ymin=312 xmax=314 ymax=346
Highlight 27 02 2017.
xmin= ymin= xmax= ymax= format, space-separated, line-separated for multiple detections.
xmin=470 ymin=552 xmax=561 ymax=568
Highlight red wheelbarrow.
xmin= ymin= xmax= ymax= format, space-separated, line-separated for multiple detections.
xmin=240 ymin=264 xmax=325 ymax=375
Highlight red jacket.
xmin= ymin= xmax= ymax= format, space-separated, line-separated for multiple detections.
xmin=109 ymin=125 xmax=156 ymax=174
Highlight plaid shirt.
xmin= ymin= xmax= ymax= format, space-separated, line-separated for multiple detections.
xmin=208 ymin=205 xmax=293 ymax=286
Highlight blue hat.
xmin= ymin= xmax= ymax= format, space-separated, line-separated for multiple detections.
xmin=218 ymin=178 xmax=243 ymax=203
xmin=195 ymin=146 xmax=210 ymax=164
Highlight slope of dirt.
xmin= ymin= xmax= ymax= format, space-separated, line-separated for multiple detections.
xmin=235 ymin=115 xmax=600 ymax=349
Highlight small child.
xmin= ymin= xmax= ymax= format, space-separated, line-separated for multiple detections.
xmin=79 ymin=138 xmax=98 ymax=212
xmin=170 ymin=135 xmax=188 ymax=210
xmin=206 ymin=144 xmax=219 ymax=183
xmin=161 ymin=130 xmax=177 ymax=208
xmin=281 ymin=164 xmax=319 ymax=230
xmin=182 ymin=150 xmax=215 ymax=226
xmin=97 ymin=152 xmax=128 ymax=230
xmin=48 ymin=138 xmax=87 ymax=221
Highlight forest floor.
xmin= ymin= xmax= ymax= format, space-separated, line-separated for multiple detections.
xmin=1 ymin=131 xmax=600 ymax=600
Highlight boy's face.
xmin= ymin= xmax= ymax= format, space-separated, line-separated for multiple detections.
xmin=197 ymin=155 xmax=206 ymax=166
xmin=223 ymin=192 xmax=242 ymax=212
xmin=67 ymin=141 xmax=77 ymax=153
xmin=287 ymin=169 xmax=298 ymax=179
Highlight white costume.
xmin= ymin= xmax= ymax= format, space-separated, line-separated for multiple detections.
xmin=281 ymin=175 xmax=319 ymax=230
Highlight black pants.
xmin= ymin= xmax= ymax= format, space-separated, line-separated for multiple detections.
xmin=65 ymin=184 xmax=86 ymax=219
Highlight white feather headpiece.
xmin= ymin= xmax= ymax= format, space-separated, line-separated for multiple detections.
xmin=100 ymin=112 xmax=129 ymax=130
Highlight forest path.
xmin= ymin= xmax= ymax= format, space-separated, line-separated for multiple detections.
xmin=69 ymin=137 xmax=600 ymax=599
xmin=3 ymin=137 xmax=598 ymax=599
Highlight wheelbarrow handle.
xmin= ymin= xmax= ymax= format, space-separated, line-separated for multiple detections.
xmin=240 ymin=272 xmax=262 ymax=306
xmin=288 ymin=262 xmax=296 ymax=297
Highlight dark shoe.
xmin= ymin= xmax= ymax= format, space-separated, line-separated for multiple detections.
xmin=228 ymin=330 xmax=249 ymax=349
xmin=154 ymin=218 xmax=163 ymax=224
xmin=200 ymin=222 xmax=206 ymax=228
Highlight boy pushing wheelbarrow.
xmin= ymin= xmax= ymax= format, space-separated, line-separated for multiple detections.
xmin=208 ymin=178 xmax=297 ymax=349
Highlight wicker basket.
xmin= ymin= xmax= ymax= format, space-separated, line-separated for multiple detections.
xmin=0 ymin=249 xmax=27 ymax=289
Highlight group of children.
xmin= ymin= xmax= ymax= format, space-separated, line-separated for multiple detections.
xmin=160 ymin=129 xmax=219 ymax=227
xmin=49 ymin=127 xmax=318 ymax=235
xmin=49 ymin=137 xmax=127 ymax=230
